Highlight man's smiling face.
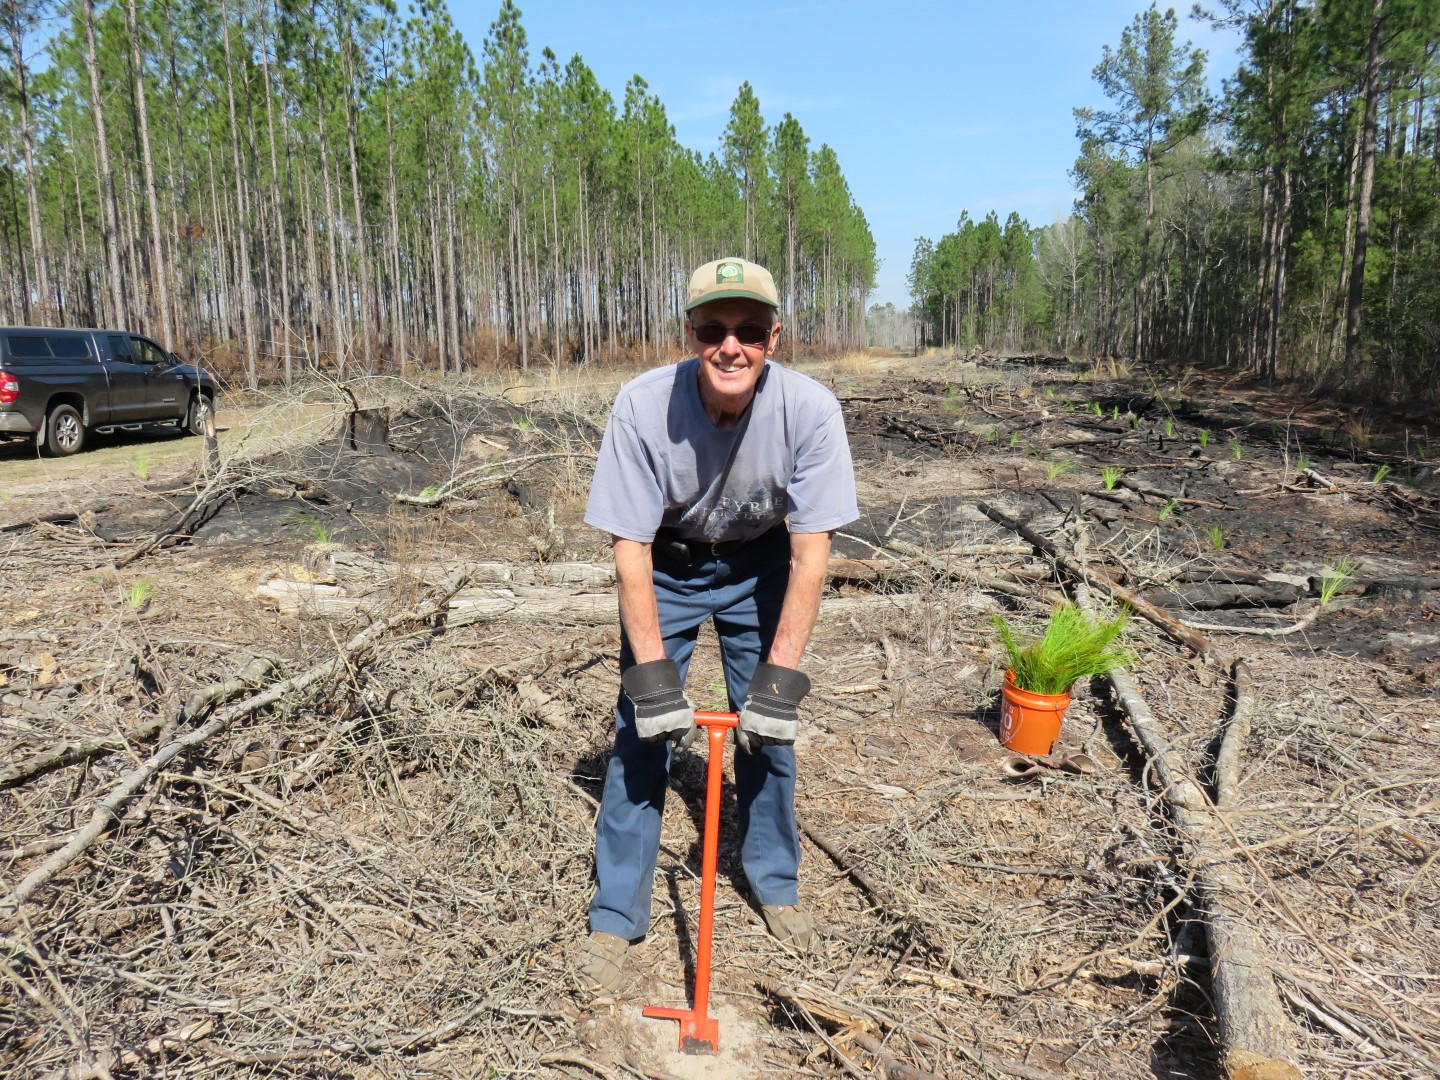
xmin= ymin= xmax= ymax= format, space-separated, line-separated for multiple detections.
xmin=685 ymin=298 xmax=782 ymax=425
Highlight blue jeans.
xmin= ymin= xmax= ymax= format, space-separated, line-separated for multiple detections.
xmin=588 ymin=526 xmax=800 ymax=940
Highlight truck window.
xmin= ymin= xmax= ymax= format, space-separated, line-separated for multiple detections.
xmin=107 ymin=335 xmax=138 ymax=363
xmin=48 ymin=336 xmax=92 ymax=360
xmin=131 ymin=337 xmax=169 ymax=366
xmin=6 ymin=335 xmax=52 ymax=359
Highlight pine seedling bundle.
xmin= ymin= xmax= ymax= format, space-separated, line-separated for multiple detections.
xmin=993 ymin=602 xmax=1133 ymax=696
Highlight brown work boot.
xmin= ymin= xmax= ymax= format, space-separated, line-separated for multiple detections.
xmin=573 ymin=931 xmax=629 ymax=999
xmin=760 ymin=904 xmax=816 ymax=954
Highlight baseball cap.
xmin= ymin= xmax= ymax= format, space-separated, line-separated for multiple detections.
xmin=685 ymin=257 xmax=779 ymax=312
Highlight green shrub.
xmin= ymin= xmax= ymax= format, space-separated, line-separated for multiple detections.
xmin=993 ymin=602 xmax=1133 ymax=696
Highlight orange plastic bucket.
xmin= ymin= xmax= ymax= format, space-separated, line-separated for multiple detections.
xmin=998 ymin=670 xmax=1070 ymax=755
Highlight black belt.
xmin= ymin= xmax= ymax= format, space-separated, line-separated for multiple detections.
xmin=654 ymin=528 xmax=767 ymax=562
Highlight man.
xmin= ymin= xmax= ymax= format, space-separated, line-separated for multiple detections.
xmin=576 ymin=257 xmax=858 ymax=998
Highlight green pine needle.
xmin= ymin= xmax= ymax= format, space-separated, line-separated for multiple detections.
xmin=993 ymin=602 xmax=1134 ymax=696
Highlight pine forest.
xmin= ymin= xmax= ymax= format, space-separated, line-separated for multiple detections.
xmin=0 ymin=0 xmax=878 ymax=385
xmin=907 ymin=1 xmax=1440 ymax=399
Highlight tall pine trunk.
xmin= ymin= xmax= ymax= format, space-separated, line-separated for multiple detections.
xmin=7 ymin=11 xmax=47 ymax=320
xmin=124 ymin=0 xmax=171 ymax=344
xmin=1345 ymin=0 xmax=1383 ymax=367
xmin=220 ymin=0 xmax=258 ymax=387
xmin=82 ymin=0 xmax=127 ymax=330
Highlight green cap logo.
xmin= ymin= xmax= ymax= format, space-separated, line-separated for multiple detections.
xmin=717 ymin=262 xmax=743 ymax=284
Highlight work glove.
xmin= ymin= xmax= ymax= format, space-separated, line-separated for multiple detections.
xmin=736 ymin=662 xmax=811 ymax=755
xmin=621 ymin=659 xmax=697 ymax=749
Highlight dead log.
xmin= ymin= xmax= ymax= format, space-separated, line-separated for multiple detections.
xmin=0 ymin=566 xmax=472 ymax=924
xmin=257 ymin=577 xmax=961 ymax=626
xmin=1079 ymin=617 xmax=1302 ymax=1078
xmin=1149 ymin=580 xmax=1307 ymax=611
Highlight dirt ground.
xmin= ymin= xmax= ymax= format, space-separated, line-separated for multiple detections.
xmin=2 ymin=351 xmax=1438 ymax=1079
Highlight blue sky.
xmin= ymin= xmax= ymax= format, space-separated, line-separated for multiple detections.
xmin=451 ymin=1 xmax=1242 ymax=309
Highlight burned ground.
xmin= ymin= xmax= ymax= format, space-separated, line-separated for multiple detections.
xmin=2 ymin=354 xmax=1437 ymax=1079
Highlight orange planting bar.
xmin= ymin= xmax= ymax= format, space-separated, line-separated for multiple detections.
xmin=643 ymin=710 xmax=738 ymax=1054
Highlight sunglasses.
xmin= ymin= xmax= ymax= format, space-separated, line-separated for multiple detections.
xmin=691 ymin=321 xmax=772 ymax=347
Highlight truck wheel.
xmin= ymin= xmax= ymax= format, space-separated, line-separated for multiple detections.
xmin=43 ymin=404 xmax=85 ymax=457
xmin=185 ymin=392 xmax=213 ymax=436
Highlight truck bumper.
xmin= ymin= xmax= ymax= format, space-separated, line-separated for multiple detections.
xmin=0 ymin=412 xmax=37 ymax=435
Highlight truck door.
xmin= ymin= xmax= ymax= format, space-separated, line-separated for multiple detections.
xmin=102 ymin=334 xmax=149 ymax=422
xmin=130 ymin=336 xmax=187 ymax=419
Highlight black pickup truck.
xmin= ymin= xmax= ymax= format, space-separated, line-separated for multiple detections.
xmin=0 ymin=327 xmax=217 ymax=456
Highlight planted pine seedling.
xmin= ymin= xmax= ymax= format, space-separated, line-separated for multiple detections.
xmin=1046 ymin=460 xmax=1075 ymax=481
xmin=1319 ymin=558 xmax=1357 ymax=606
xmin=993 ymin=602 xmax=1133 ymax=697
xmin=1159 ymin=499 xmax=1180 ymax=521
xmin=1198 ymin=430 xmax=1211 ymax=448
xmin=1372 ymin=465 xmax=1391 ymax=484
xmin=1111 ymin=405 xmax=1121 ymax=421
xmin=126 ymin=580 xmax=154 ymax=610
xmin=1230 ymin=439 xmax=1245 ymax=460
xmin=1207 ymin=525 xmax=1225 ymax=550
xmin=1164 ymin=419 xmax=1175 ymax=437
xmin=1101 ymin=466 xmax=1123 ymax=490
xmin=1296 ymin=455 xmax=1312 ymax=473
xmin=1009 ymin=431 xmax=1020 ymax=448
xmin=291 ymin=514 xmax=333 ymax=544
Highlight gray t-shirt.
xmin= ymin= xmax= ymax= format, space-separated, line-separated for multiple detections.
xmin=585 ymin=358 xmax=858 ymax=544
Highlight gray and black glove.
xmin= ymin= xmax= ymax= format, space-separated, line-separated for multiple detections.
xmin=621 ymin=659 xmax=697 ymax=749
xmin=736 ymin=662 xmax=811 ymax=755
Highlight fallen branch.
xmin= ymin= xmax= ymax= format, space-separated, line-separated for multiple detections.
xmin=0 ymin=566 xmax=472 ymax=923
xmin=1181 ymin=606 xmax=1327 ymax=637
xmin=797 ymin=812 xmax=900 ymax=916
xmin=1 ymin=656 xmax=275 ymax=790
xmin=392 ymin=451 xmax=594 ymax=506
xmin=115 ymin=458 xmax=240 ymax=568
xmin=38 ymin=1019 xmax=216 ymax=1080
